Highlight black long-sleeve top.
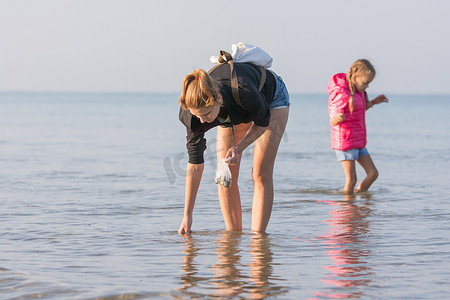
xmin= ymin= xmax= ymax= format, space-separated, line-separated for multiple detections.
xmin=179 ymin=62 xmax=277 ymax=164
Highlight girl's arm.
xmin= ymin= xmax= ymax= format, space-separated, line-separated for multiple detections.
xmin=178 ymin=163 xmax=204 ymax=235
xmin=329 ymin=93 xmax=347 ymax=126
xmin=368 ymin=94 xmax=389 ymax=110
xmin=225 ymin=124 xmax=268 ymax=163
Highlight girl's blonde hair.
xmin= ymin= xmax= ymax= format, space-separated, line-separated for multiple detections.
xmin=346 ymin=59 xmax=376 ymax=113
xmin=179 ymin=69 xmax=221 ymax=110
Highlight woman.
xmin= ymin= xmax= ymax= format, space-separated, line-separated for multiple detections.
xmin=178 ymin=61 xmax=289 ymax=234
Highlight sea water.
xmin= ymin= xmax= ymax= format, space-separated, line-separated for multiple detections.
xmin=0 ymin=92 xmax=449 ymax=299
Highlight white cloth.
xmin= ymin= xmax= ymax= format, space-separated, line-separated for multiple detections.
xmin=210 ymin=42 xmax=273 ymax=68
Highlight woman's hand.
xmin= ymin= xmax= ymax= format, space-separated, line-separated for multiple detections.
xmin=178 ymin=215 xmax=193 ymax=235
xmin=225 ymin=146 xmax=241 ymax=164
xmin=371 ymin=94 xmax=389 ymax=105
xmin=224 ymin=124 xmax=267 ymax=164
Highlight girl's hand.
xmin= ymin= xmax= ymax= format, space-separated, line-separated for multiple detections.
xmin=371 ymin=94 xmax=389 ymax=105
xmin=178 ymin=215 xmax=193 ymax=235
xmin=225 ymin=146 xmax=241 ymax=164
xmin=331 ymin=113 xmax=345 ymax=126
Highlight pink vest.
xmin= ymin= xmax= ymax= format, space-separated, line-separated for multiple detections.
xmin=327 ymin=73 xmax=367 ymax=151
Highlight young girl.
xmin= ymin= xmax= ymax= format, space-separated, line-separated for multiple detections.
xmin=327 ymin=59 xmax=388 ymax=194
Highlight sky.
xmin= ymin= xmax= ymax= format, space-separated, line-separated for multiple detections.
xmin=1 ymin=0 xmax=449 ymax=95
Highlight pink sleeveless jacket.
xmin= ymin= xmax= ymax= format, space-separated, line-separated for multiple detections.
xmin=327 ymin=73 xmax=367 ymax=151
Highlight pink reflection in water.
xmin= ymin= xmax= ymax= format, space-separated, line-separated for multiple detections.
xmin=312 ymin=195 xmax=374 ymax=299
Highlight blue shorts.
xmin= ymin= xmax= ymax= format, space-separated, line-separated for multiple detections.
xmin=335 ymin=147 xmax=369 ymax=161
xmin=269 ymin=72 xmax=290 ymax=110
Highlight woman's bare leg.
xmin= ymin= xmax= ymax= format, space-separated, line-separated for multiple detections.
xmin=251 ymin=107 xmax=289 ymax=232
xmin=217 ymin=123 xmax=251 ymax=231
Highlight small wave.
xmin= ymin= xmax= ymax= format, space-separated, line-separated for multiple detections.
xmin=281 ymin=187 xmax=389 ymax=197
xmin=90 ymin=173 xmax=139 ymax=179
xmin=117 ymin=189 xmax=145 ymax=195
xmin=0 ymin=268 xmax=81 ymax=299
xmin=281 ymin=188 xmax=341 ymax=195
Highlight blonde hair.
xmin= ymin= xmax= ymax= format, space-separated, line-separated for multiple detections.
xmin=179 ymin=69 xmax=221 ymax=110
xmin=346 ymin=59 xmax=376 ymax=113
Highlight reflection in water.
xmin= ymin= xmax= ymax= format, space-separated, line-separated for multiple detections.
xmin=313 ymin=194 xmax=374 ymax=299
xmin=210 ymin=232 xmax=245 ymax=297
xmin=177 ymin=235 xmax=205 ymax=295
xmin=177 ymin=232 xmax=288 ymax=298
xmin=247 ymin=233 xmax=288 ymax=299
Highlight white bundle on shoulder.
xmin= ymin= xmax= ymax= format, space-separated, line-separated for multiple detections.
xmin=210 ymin=42 xmax=273 ymax=68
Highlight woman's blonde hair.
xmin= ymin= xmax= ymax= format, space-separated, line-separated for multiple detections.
xmin=179 ymin=69 xmax=221 ymax=110
xmin=346 ymin=59 xmax=376 ymax=113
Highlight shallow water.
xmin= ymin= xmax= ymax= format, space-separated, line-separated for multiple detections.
xmin=0 ymin=93 xmax=449 ymax=299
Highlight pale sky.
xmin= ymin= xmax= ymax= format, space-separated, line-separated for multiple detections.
xmin=1 ymin=0 xmax=449 ymax=94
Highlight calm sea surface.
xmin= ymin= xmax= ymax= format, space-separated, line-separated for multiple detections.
xmin=0 ymin=93 xmax=449 ymax=299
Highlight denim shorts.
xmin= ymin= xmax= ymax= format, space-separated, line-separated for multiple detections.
xmin=335 ymin=147 xmax=369 ymax=161
xmin=269 ymin=72 xmax=290 ymax=110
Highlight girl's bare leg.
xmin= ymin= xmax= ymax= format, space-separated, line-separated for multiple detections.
xmin=341 ymin=160 xmax=357 ymax=194
xmin=251 ymin=107 xmax=289 ymax=232
xmin=355 ymin=154 xmax=379 ymax=192
xmin=217 ymin=123 xmax=252 ymax=231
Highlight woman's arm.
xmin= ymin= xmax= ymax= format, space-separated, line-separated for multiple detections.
xmin=178 ymin=163 xmax=204 ymax=235
xmin=225 ymin=124 xmax=268 ymax=163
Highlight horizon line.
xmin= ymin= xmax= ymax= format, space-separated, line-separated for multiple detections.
xmin=1 ymin=90 xmax=449 ymax=97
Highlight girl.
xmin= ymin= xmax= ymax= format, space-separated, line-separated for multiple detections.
xmin=178 ymin=61 xmax=289 ymax=235
xmin=327 ymin=59 xmax=388 ymax=194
